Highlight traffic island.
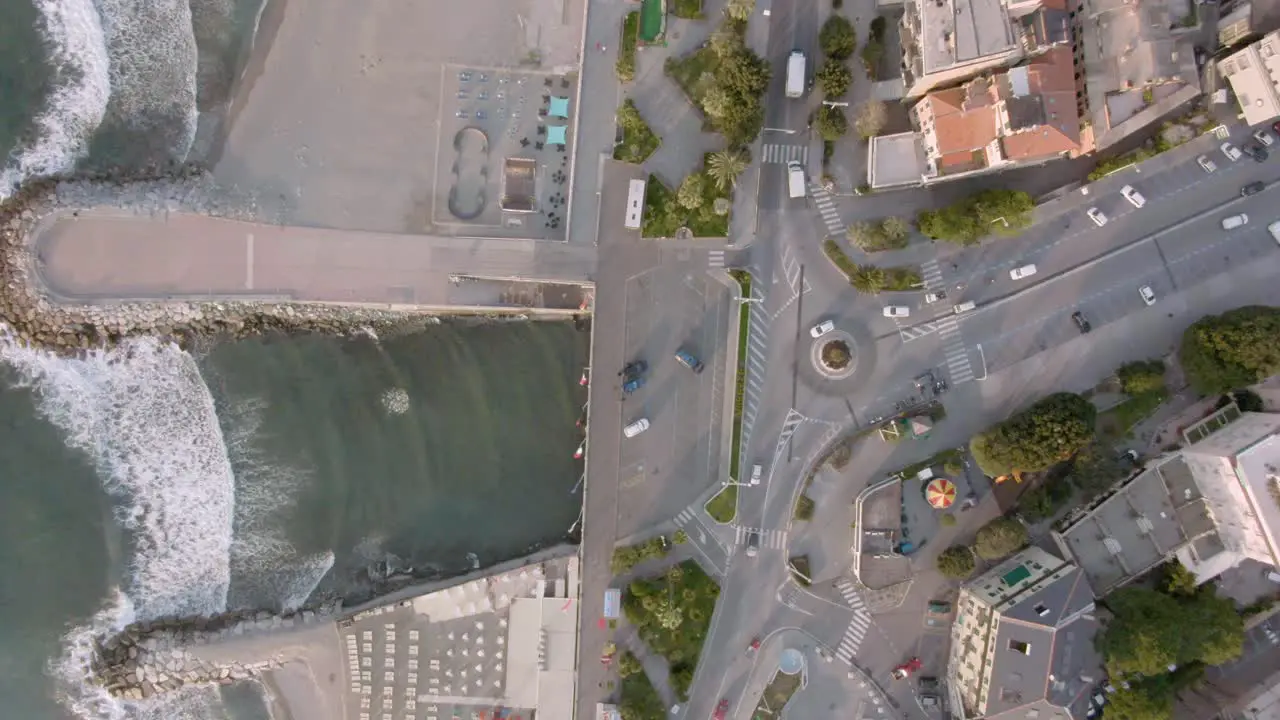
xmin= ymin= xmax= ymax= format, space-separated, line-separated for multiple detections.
xmin=811 ymin=330 xmax=857 ymax=379
xmin=623 ymin=560 xmax=721 ymax=701
xmin=727 ymin=269 xmax=752 ymax=483
xmin=787 ymin=555 xmax=813 ymax=586
xmin=753 ymin=662 xmax=804 ymax=716
xmin=705 ymin=484 xmax=737 ymax=524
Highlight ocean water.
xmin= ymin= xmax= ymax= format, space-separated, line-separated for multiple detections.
xmin=0 ymin=321 xmax=588 ymax=720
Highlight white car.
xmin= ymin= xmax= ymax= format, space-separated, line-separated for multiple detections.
xmin=1010 ymin=263 xmax=1038 ymax=280
xmin=1139 ymin=286 xmax=1156 ymax=306
xmin=623 ymin=418 xmax=650 ymax=438
xmin=1086 ymin=207 xmax=1108 ymax=226
xmin=750 ymin=464 xmax=763 ymax=486
xmin=883 ymin=306 xmax=910 ymax=318
xmin=1221 ymin=213 xmax=1249 ymax=230
xmin=1197 ymin=155 xmax=1217 ymax=173
xmin=1120 ymin=185 xmax=1145 ymax=208
xmin=809 ymin=320 xmax=835 ymax=338
xmin=1255 ymin=129 xmax=1276 ymax=147
xmin=924 ymin=291 xmax=946 ymax=304
xmin=1269 ymin=220 xmax=1280 ymax=243
xmin=1222 ymin=142 xmax=1243 ymax=161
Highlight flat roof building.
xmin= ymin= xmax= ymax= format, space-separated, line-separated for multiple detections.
xmin=948 ymin=547 xmax=1101 ymax=720
xmin=1219 ymin=31 xmax=1280 ymax=127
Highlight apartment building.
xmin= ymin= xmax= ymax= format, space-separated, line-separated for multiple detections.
xmin=948 ymin=546 xmax=1101 ymax=720
xmin=1219 ymin=30 xmax=1280 ymax=127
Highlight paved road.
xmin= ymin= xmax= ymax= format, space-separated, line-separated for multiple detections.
xmin=33 ymin=211 xmax=596 ymax=306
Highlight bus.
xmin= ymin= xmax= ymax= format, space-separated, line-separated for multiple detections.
xmin=624 ymin=178 xmax=646 ymax=230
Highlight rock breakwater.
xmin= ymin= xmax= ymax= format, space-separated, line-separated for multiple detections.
xmin=91 ymin=602 xmax=342 ymax=699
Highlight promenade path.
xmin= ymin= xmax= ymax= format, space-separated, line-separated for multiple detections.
xmin=32 ymin=211 xmax=597 ymax=308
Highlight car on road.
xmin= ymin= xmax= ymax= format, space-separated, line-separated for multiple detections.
xmin=674 ymin=349 xmax=704 ymax=374
xmin=1120 ymin=185 xmax=1145 ymax=208
xmin=745 ymin=531 xmax=760 ymax=557
xmin=713 ymin=700 xmax=729 ymax=720
xmin=1246 ymin=143 xmax=1270 ymax=162
xmin=1256 ymin=129 xmax=1276 ymax=147
xmin=918 ymin=676 xmax=940 ymax=691
xmin=1072 ymin=311 xmax=1092 ymax=334
xmin=1139 ymin=285 xmax=1156 ymax=306
xmin=883 ymin=305 xmax=910 ymax=318
xmin=1269 ymin=220 xmax=1280 ymax=243
xmin=622 ymin=374 xmax=647 ymax=394
xmin=1087 ymin=207 xmax=1108 ymax=226
xmin=1222 ymin=142 xmax=1243 ymax=161
xmin=892 ymin=658 xmax=923 ymax=680
xmin=750 ymin=463 xmax=763 ymax=486
xmin=1242 ymin=181 xmax=1265 ymax=196
xmin=623 ymin=418 xmax=650 ymax=438
xmin=748 ymin=637 xmax=761 ymax=653
xmin=810 ymin=319 xmax=835 ymax=338
xmin=924 ymin=290 xmax=946 ymax=304
xmin=920 ymin=694 xmax=941 ymax=709
xmin=1222 ymin=213 xmax=1249 ymax=230
xmin=1197 ymin=154 xmax=1217 ymax=172
xmin=1010 ymin=263 xmax=1038 ymax=280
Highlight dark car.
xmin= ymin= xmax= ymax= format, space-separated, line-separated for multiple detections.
xmin=1245 ymin=144 xmax=1269 ymax=162
xmin=1273 ymin=119 xmax=1280 ymax=136
xmin=1243 ymin=181 xmax=1266 ymax=196
xmin=919 ymin=676 xmax=941 ymax=691
xmin=1072 ymin=311 xmax=1092 ymax=334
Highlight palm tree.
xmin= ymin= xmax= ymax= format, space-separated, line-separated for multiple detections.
xmin=706 ymin=149 xmax=748 ymax=192
xmin=851 ymin=265 xmax=886 ymax=294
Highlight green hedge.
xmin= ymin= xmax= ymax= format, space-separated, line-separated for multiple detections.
xmin=617 ymin=12 xmax=640 ymax=82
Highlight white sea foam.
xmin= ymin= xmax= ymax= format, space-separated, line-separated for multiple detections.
xmin=0 ymin=0 xmax=110 ymax=199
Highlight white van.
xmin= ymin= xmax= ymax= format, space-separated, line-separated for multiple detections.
xmin=787 ymin=161 xmax=806 ymax=199
xmin=1010 ymin=264 xmax=1038 ymax=280
xmin=623 ymin=418 xmax=650 ymax=438
xmin=785 ymin=51 xmax=806 ymax=98
xmin=953 ymin=301 xmax=976 ymax=314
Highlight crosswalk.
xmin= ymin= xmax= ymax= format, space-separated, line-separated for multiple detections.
xmin=809 ymin=183 xmax=846 ymax=238
xmin=834 ymin=579 xmax=874 ymax=662
xmin=709 ymin=250 xmax=725 ymax=268
xmin=734 ymin=525 xmax=788 ymax=549
xmin=939 ymin=316 xmax=975 ymax=384
xmin=761 ymin=143 xmax=808 ymax=164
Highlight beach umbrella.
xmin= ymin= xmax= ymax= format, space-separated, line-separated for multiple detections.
xmin=925 ymin=478 xmax=956 ymax=509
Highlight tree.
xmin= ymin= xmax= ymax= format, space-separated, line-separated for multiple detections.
xmin=1117 ymin=360 xmax=1166 ymax=395
xmin=973 ymin=517 xmax=1027 ymax=560
xmin=673 ymin=529 xmax=689 ymax=544
xmin=619 ymin=672 xmax=666 ymax=720
xmin=1017 ymin=476 xmax=1073 ymax=522
xmin=819 ymin=15 xmax=857 ymax=61
xmin=815 ymin=104 xmax=848 ymax=141
xmin=1181 ymin=587 xmax=1245 ymax=665
xmin=709 ymin=29 xmax=743 ymax=58
xmin=936 ymin=545 xmax=975 ymax=578
xmin=1069 ymin=441 xmax=1130 ymax=495
xmin=1179 ymin=306 xmax=1280 ymax=394
xmin=816 ymin=61 xmax=853 ymax=97
xmin=1100 ymin=587 xmax=1192 ymax=676
xmin=707 ymin=149 xmax=748 ymax=191
xmin=616 ymin=650 xmax=643 ymax=678
xmin=701 ymin=86 xmax=734 ymax=121
xmin=851 ymin=265 xmax=886 ymax=294
xmin=969 ymin=392 xmax=1097 ymax=477
xmin=854 ymin=99 xmax=887 ymax=139
xmin=677 ymin=174 xmax=704 ymax=210
xmin=725 ymin=0 xmax=754 ymax=21
xmin=918 ymin=205 xmax=982 ymax=245
xmin=1160 ymin=560 xmax=1198 ymax=597
xmin=848 ymin=218 xmax=908 ymax=251
xmin=1106 ymin=683 xmax=1175 ymax=720
xmin=919 ymin=189 xmax=1034 ymax=244
xmin=881 ymin=216 xmax=910 ymax=243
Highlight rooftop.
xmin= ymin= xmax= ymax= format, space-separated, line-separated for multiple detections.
xmin=918 ymin=0 xmax=1019 ymax=75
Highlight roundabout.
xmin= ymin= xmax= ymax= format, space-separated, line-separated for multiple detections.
xmin=809 ymin=329 xmax=857 ymax=380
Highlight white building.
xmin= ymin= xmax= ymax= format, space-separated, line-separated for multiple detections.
xmin=1219 ymin=30 xmax=1280 ymax=128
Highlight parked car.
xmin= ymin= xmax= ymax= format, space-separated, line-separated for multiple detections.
xmin=1245 ymin=143 xmax=1270 ymax=162
xmin=924 ymin=290 xmax=946 ymax=304
xmin=750 ymin=463 xmax=763 ymax=486
xmin=1010 ymin=263 xmax=1038 ymax=280
xmin=1120 ymin=185 xmax=1145 ymax=208
xmin=623 ymin=418 xmax=650 ymax=438
xmin=1242 ymin=181 xmax=1265 ymax=196
xmin=1197 ymin=154 xmax=1217 ymax=173
xmin=1139 ymin=286 xmax=1156 ymax=306
xmin=1222 ymin=142 xmax=1243 ymax=161
xmin=1269 ymin=220 xmax=1280 ymax=243
xmin=1221 ymin=213 xmax=1249 ymax=230
xmin=674 ymin=349 xmax=704 ymax=374
xmin=918 ymin=676 xmax=941 ymax=691
xmin=920 ymin=694 xmax=941 ymax=709
xmin=883 ymin=306 xmax=910 ymax=318
xmin=810 ymin=319 xmax=835 ymax=338
xmin=1087 ymin=207 xmax=1108 ymax=226
xmin=1072 ymin=311 xmax=1092 ymax=334
xmin=1255 ymin=129 xmax=1276 ymax=147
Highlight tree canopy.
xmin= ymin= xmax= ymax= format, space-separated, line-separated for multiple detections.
xmin=816 ymin=105 xmax=848 ymax=141
xmin=1099 ymin=584 xmax=1244 ymax=678
xmin=848 ymin=217 xmax=910 ymax=251
xmin=970 ymin=392 xmax=1097 ymax=477
xmin=936 ymin=545 xmax=975 ymax=578
xmin=815 ymin=61 xmax=852 ymax=97
xmin=1069 ymin=441 xmax=1130 ymax=494
xmin=917 ymin=189 xmax=1035 ymax=244
xmin=1105 ymin=682 xmax=1175 ymax=720
xmin=1179 ymin=306 xmax=1280 ymax=394
xmin=819 ymin=15 xmax=856 ymax=61
xmin=973 ymin=517 xmax=1028 ymax=560
xmin=1117 ymin=360 xmax=1167 ymax=396
xmin=854 ymin=100 xmax=887 ymax=139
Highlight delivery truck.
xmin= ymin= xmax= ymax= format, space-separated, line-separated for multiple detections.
xmin=787 ymin=161 xmax=805 ymax=199
xmin=785 ymin=50 xmax=806 ymax=98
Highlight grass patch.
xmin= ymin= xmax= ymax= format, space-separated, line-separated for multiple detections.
xmin=787 ymin=556 xmax=812 ymax=586
xmin=755 ymin=668 xmax=803 ymax=715
xmin=640 ymin=171 xmax=730 ymax=238
xmin=618 ymin=12 xmax=640 ymax=82
xmin=1098 ymin=391 xmax=1168 ymax=440
xmin=619 ymin=669 xmax=666 ymax=720
xmin=706 ymin=484 xmax=738 ymax=523
xmin=665 ymin=46 xmax=722 ymax=111
xmin=894 ymin=447 xmax=965 ymax=480
xmin=728 ymin=269 xmax=752 ymax=481
xmin=623 ymin=561 xmax=720 ymax=701
xmin=613 ymin=100 xmax=660 ymax=164
xmin=794 ymin=494 xmax=815 ymax=521
xmin=611 ymin=535 xmax=669 ymax=575
xmin=672 ymin=0 xmax=704 ymax=19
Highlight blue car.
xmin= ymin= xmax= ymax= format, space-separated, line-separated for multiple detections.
xmin=675 ymin=349 xmax=704 ymax=374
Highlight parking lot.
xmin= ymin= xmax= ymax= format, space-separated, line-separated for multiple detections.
xmin=613 ymin=255 xmax=734 ymax=538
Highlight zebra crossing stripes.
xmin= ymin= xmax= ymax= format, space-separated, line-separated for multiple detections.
xmin=734 ymin=526 xmax=787 ymax=549
xmin=835 ymin=612 xmax=872 ymax=662
xmin=809 ymin=184 xmax=846 ymax=237
xmin=762 ymin=143 xmax=808 ymax=164
xmin=708 ymin=250 xmax=725 ymax=268
xmin=835 ymin=578 xmax=866 ymax=610
xmin=920 ymin=259 xmax=943 ymax=289
xmin=675 ymin=507 xmax=696 ymax=525
xmin=937 ymin=316 xmax=975 ymax=383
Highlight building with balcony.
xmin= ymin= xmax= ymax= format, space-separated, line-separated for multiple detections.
xmin=947 ymin=546 xmax=1101 ymax=720
xmin=1220 ymin=30 xmax=1280 ymax=126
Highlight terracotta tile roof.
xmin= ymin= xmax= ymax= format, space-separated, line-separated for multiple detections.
xmin=1001 ymin=91 xmax=1081 ymax=159
xmin=1025 ymin=45 xmax=1076 ymax=95
xmin=933 ymin=105 xmax=1000 ymax=154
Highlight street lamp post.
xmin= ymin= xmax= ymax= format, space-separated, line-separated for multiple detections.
xmin=821 ymin=100 xmax=850 ymax=108
xmin=736 ymin=297 xmax=764 ymax=306
xmin=763 ymin=127 xmax=797 ymax=134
